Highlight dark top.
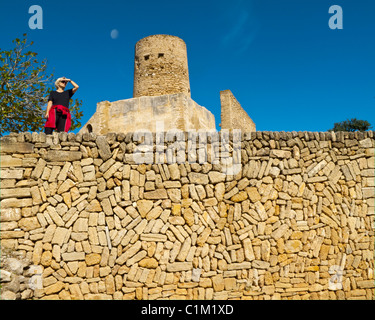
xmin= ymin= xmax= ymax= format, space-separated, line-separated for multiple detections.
xmin=48 ymin=89 xmax=74 ymax=109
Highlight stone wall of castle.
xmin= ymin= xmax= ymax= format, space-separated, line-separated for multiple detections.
xmin=133 ymin=35 xmax=191 ymax=98
xmin=79 ymin=93 xmax=216 ymax=135
xmin=1 ymin=130 xmax=374 ymax=300
xmin=220 ymin=90 xmax=256 ymax=133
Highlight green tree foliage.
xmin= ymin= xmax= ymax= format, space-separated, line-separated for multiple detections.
xmin=329 ymin=118 xmax=372 ymax=132
xmin=69 ymin=98 xmax=83 ymax=132
xmin=0 ymin=34 xmax=83 ymax=136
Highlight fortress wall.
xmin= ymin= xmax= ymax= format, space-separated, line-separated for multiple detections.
xmin=79 ymin=94 xmax=216 ymax=136
xmin=220 ymin=90 xmax=256 ymax=132
xmin=0 ymin=130 xmax=374 ymax=300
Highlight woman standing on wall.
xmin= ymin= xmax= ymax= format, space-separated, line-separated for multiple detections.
xmin=44 ymin=77 xmax=79 ymax=134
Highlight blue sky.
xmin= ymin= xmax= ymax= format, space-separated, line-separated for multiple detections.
xmin=1 ymin=0 xmax=374 ymax=133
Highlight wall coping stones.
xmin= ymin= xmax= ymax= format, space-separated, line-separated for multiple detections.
xmin=1 ymin=130 xmax=374 ymax=148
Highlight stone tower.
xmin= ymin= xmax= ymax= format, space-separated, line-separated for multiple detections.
xmin=133 ymin=35 xmax=191 ymax=98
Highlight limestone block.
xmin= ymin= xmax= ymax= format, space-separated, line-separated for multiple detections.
xmin=227 ymin=262 xmax=251 ymax=270
xmin=196 ymin=227 xmax=211 ymax=246
xmin=61 ymin=252 xmax=85 ymax=261
xmin=0 ymin=269 xmax=12 ymax=282
xmin=143 ymin=189 xmax=168 ymax=200
xmin=269 ymin=166 xmax=280 ymax=178
xmin=87 ymin=293 xmax=114 ymax=300
xmin=140 ymin=233 xmax=168 ymax=242
xmin=139 ymin=258 xmax=159 ymax=269
xmin=270 ymin=150 xmax=291 ymax=159
xmin=134 ymin=219 xmax=148 ymax=234
xmin=242 ymin=238 xmax=255 ymax=261
xmin=362 ymin=187 xmax=374 ymax=199
xmin=271 ymin=224 xmax=289 ymax=240
xmin=146 ymin=207 xmax=163 ymax=220
xmin=1 ymin=291 xmax=17 ymax=300
xmin=40 ymin=251 xmax=52 ymax=267
xmin=86 ymin=200 xmax=102 ymax=212
xmin=182 ymin=208 xmax=194 ymax=227
xmin=1 ymin=221 xmax=17 ymax=231
xmin=137 ymin=200 xmax=154 ymax=217
xmin=0 ymin=169 xmax=23 ymax=179
xmin=0 ymin=188 xmax=31 ymax=199
xmin=96 ymin=136 xmax=112 ymax=161
xmin=212 ymin=274 xmax=225 ymax=292
xmin=1 ymin=207 xmax=22 ymax=221
xmin=57 ymin=179 xmax=75 ymax=194
xmin=214 ymin=183 xmax=225 ymax=202
xmin=30 ymin=186 xmax=43 ymax=205
xmin=46 ymin=206 xmax=64 ymax=227
xmin=359 ymin=138 xmax=373 ymax=148
xmin=246 ymin=187 xmax=261 ymax=203
xmin=168 ymin=163 xmax=180 ymax=180
xmin=231 ymin=191 xmax=247 ymax=202
xmin=188 ymin=172 xmax=209 ymax=185
xmin=356 ymin=280 xmax=375 ymax=289
xmin=85 ymin=253 xmax=101 ymax=266
xmin=52 ymin=227 xmax=70 ymax=246
xmin=126 ymin=250 xmax=147 ymax=267
xmin=285 ymin=240 xmax=303 ymax=253
xmin=1 ymin=155 xmax=23 ymax=167
xmin=44 ymin=150 xmax=82 ymax=162
xmin=166 ymin=262 xmax=192 ymax=272
xmin=176 ymin=237 xmax=191 ymax=262
xmin=44 ymin=281 xmax=64 ymax=295
xmin=0 ymin=142 xmax=34 ymax=154
xmin=18 ymin=217 xmax=40 ymax=231
xmin=208 ymin=171 xmax=226 ymax=184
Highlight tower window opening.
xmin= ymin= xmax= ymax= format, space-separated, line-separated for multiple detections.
xmin=158 ymin=53 xmax=164 ymax=58
xmin=144 ymin=55 xmax=150 ymax=60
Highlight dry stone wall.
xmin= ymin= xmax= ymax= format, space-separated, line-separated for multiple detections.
xmin=0 ymin=130 xmax=374 ymax=300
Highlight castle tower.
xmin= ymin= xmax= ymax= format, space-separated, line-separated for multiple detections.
xmin=133 ymin=35 xmax=191 ymax=98
xmin=79 ymin=34 xmax=217 ymax=135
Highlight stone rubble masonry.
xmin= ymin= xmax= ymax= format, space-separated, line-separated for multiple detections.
xmin=0 ymin=130 xmax=374 ymax=300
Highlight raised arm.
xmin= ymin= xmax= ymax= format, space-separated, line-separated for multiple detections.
xmin=69 ymin=79 xmax=79 ymax=93
xmin=64 ymin=78 xmax=79 ymax=93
